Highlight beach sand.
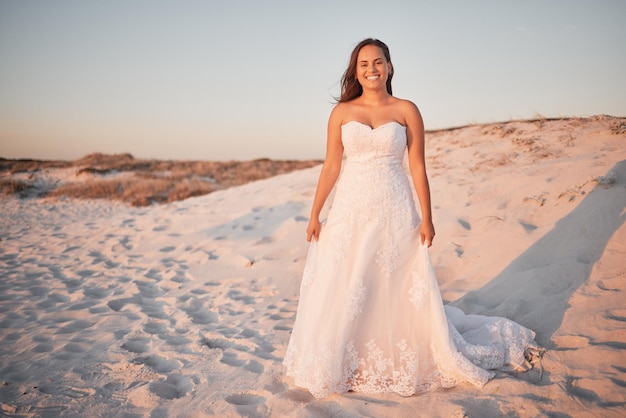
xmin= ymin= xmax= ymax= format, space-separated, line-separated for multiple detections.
xmin=1 ymin=116 xmax=625 ymax=417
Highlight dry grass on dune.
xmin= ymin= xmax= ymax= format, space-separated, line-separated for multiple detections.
xmin=0 ymin=178 xmax=35 ymax=196
xmin=0 ymin=158 xmax=72 ymax=174
xmin=47 ymin=176 xmax=216 ymax=207
xmin=0 ymin=153 xmax=322 ymax=206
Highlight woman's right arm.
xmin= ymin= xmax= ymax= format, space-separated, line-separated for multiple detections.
xmin=306 ymin=106 xmax=344 ymax=242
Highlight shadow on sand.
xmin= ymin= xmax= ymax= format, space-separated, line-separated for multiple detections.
xmin=452 ymin=160 xmax=626 ymax=348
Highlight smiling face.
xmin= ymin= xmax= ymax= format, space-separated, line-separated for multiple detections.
xmin=356 ymin=44 xmax=392 ymax=91
xmin=338 ymin=38 xmax=394 ymax=102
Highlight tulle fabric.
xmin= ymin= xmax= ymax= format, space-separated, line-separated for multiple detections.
xmin=283 ymin=121 xmax=539 ymax=398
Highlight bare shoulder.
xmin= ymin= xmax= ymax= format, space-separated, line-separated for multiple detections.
xmin=393 ymin=98 xmax=422 ymax=119
xmin=329 ymin=102 xmax=349 ymax=122
xmin=395 ymin=99 xmax=423 ymax=126
xmin=328 ymin=102 xmax=350 ymax=129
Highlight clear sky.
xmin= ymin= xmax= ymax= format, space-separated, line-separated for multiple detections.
xmin=1 ymin=0 xmax=624 ymax=161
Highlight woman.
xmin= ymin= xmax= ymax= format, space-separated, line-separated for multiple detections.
xmin=283 ymin=38 xmax=541 ymax=398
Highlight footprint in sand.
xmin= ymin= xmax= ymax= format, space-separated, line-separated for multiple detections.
xmin=163 ymin=335 xmax=190 ymax=347
xmin=135 ymin=280 xmax=164 ymax=298
xmin=77 ymin=269 xmax=98 ymax=278
xmin=264 ymin=379 xmax=289 ymax=395
xmin=253 ymin=339 xmax=278 ymax=361
xmin=458 ymin=218 xmax=471 ymax=230
xmin=206 ymin=250 xmax=220 ymax=260
xmin=597 ymin=277 xmax=622 ymax=292
xmin=225 ymin=392 xmax=270 ymax=418
xmin=240 ymin=328 xmax=261 ymax=338
xmin=148 ymin=374 xmax=195 ymax=400
xmin=267 ymin=305 xmax=296 ymax=322
xmin=273 ymin=324 xmax=292 ymax=331
xmin=202 ymin=337 xmax=232 ymax=350
xmin=268 ymin=312 xmax=292 ymax=321
xmin=254 ymin=236 xmax=273 ymax=245
xmin=87 ymin=250 xmax=107 ymax=263
xmin=279 ymin=389 xmax=315 ymax=403
xmin=220 ymin=351 xmax=246 ymax=367
xmin=203 ymin=335 xmax=249 ymax=352
xmin=33 ymin=342 xmax=55 ymax=353
xmin=63 ymin=342 xmax=87 ymax=354
xmin=83 ymin=285 xmax=113 ymax=299
xmin=183 ymin=298 xmax=219 ymax=324
xmin=37 ymin=384 xmax=96 ymax=399
xmin=204 ymin=281 xmax=220 ymax=287
xmin=144 ymin=268 xmax=165 ymax=281
xmin=606 ymin=309 xmax=626 ymax=322
xmin=589 ymin=340 xmax=626 ymax=350
xmin=113 ymin=329 xmax=131 ymax=340
xmin=519 ymin=221 xmax=538 ymax=233
xmin=228 ymin=289 xmax=256 ymax=305
xmin=452 ymin=242 xmax=464 ymax=257
xmin=613 ymin=365 xmax=626 ymax=374
xmin=121 ymin=218 xmax=135 ymax=226
xmin=56 ymin=319 xmax=95 ymax=334
xmin=610 ymin=377 xmax=626 ymax=389
xmin=224 ymin=392 xmax=266 ymax=406
xmin=110 ymin=235 xmax=133 ymax=252
xmin=243 ymin=360 xmax=264 ymax=374
xmin=134 ymin=355 xmax=181 ymax=373
xmin=564 ymin=376 xmax=601 ymax=404
xmin=266 ymin=298 xmax=299 ymax=332
xmin=107 ymin=298 xmax=128 ymax=312
xmin=121 ymin=336 xmax=151 ymax=354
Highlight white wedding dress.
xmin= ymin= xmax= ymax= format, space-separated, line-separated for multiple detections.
xmin=283 ymin=121 xmax=541 ymax=398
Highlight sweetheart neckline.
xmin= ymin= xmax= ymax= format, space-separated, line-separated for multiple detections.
xmin=342 ymin=120 xmax=405 ymax=130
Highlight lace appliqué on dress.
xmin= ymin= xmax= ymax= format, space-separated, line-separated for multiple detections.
xmin=345 ymin=278 xmax=366 ymax=320
xmin=409 ymin=270 xmax=429 ymax=309
xmin=330 ymin=221 xmax=352 ymax=261
xmin=375 ymin=235 xmax=399 ymax=278
xmin=286 ymin=338 xmax=456 ymax=398
xmin=284 ymin=341 xmax=359 ymax=398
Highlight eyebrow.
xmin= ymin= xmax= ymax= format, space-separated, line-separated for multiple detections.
xmin=359 ymin=57 xmax=384 ymax=63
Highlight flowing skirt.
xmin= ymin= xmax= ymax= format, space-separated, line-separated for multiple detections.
xmin=283 ymin=162 xmax=541 ymax=398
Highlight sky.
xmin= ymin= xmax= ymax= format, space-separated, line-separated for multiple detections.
xmin=1 ymin=0 xmax=625 ymax=161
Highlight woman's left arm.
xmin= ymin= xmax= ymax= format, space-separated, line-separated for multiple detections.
xmin=404 ymin=101 xmax=435 ymax=246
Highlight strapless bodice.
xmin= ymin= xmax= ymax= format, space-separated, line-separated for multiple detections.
xmin=341 ymin=121 xmax=407 ymax=166
xmin=330 ymin=119 xmax=417 ymax=234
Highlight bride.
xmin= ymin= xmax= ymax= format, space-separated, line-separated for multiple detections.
xmin=283 ymin=38 xmax=542 ymax=398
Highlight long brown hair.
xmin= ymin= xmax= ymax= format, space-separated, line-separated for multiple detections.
xmin=337 ymin=38 xmax=393 ymax=103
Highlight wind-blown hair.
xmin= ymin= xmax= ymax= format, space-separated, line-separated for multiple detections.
xmin=337 ymin=38 xmax=393 ymax=103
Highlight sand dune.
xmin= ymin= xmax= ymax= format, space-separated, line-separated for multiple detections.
xmin=0 ymin=116 xmax=625 ymax=417
xmin=0 ymin=154 xmax=321 ymax=206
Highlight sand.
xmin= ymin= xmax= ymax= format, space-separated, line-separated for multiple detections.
xmin=1 ymin=116 xmax=625 ymax=417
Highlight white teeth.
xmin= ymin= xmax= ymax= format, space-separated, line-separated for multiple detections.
xmin=366 ymin=76 xmax=379 ymax=80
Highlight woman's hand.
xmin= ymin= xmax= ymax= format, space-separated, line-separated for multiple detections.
xmin=420 ymin=220 xmax=435 ymax=247
xmin=307 ymin=218 xmax=322 ymax=242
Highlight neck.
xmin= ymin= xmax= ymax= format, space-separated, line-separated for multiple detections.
xmin=359 ymin=88 xmax=390 ymax=105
